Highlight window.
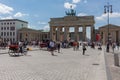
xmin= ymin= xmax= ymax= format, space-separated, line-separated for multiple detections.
xmin=4 ymin=32 xmax=6 ymax=36
xmin=13 ymin=22 xmax=15 ymax=24
xmin=4 ymin=23 xmax=6 ymax=25
xmin=10 ymin=26 xmax=15 ymax=30
xmin=4 ymin=27 xmax=6 ymax=30
xmin=7 ymin=23 xmax=9 ymax=25
xmin=4 ymin=38 xmax=6 ymax=42
xmin=1 ymin=32 xmax=3 ymax=36
xmin=1 ymin=27 xmax=3 ymax=30
xmin=1 ymin=23 xmax=3 ymax=25
xmin=7 ymin=27 xmax=9 ymax=30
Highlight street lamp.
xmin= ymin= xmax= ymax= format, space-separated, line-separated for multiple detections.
xmin=104 ymin=2 xmax=113 ymax=52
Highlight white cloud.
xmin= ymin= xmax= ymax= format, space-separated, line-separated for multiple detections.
xmin=72 ymin=0 xmax=81 ymax=3
xmin=96 ymin=12 xmax=120 ymax=21
xmin=109 ymin=12 xmax=120 ymax=18
xmin=28 ymin=25 xmax=38 ymax=29
xmin=0 ymin=3 xmax=14 ymax=14
xmin=14 ymin=12 xmax=29 ymax=17
xmin=77 ymin=13 xmax=87 ymax=16
xmin=96 ymin=14 xmax=106 ymax=21
xmin=64 ymin=2 xmax=76 ymax=9
xmin=43 ymin=24 xmax=50 ymax=31
xmin=38 ymin=21 xmax=46 ymax=25
xmin=1 ymin=16 xmax=13 ymax=19
xmin=28 ymin=25 xmax=33 ymax=28
xmin=0 ymin=12 xmax=29 ymax=19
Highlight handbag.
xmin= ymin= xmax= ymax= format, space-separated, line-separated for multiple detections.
xmin=83 ymin=47 xmax=86 ymax=50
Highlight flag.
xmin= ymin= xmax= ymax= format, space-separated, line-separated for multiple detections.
xmin=96 ymin=34 xmax=101 ymax=41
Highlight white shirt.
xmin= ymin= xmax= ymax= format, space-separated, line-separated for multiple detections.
xmin=49 ymin=41 xmax=55 ymax=47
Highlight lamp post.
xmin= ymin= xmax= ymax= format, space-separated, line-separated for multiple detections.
xmin=104 ymin=2 xmax=113 ymax=52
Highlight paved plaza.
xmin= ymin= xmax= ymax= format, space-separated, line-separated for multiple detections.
xmin=104 ymin=47 xmax=120 ymax=80
xmin=0 ymin=46 xmax=108 ymax=80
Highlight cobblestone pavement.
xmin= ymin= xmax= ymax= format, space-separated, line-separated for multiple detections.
xmin=104 ymin=46 xmax=120 ymax=80
xmin=0 ymin=46 xmax=107 ymax=80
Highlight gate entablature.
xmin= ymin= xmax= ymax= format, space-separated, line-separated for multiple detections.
xmin=49 ymin=16 xmax=95 ymax=27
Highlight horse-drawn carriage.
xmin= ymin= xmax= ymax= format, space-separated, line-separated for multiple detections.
xmin=8 ymin=45 xmax=27 ymax=56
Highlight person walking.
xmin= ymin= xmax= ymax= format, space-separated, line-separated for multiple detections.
xmin=73 ymin=41 xmax=77 ymax=51
xmin=77 ymin=41 xmax=79 ymax=50
xmin=82 ymin=44 xmax=86 ymax=55
xmin=106 ymin=42 xmax=109 ymax=52
xmin=112 ymin=42 xmax=116 ymax=53
xmin=116 ymin=42 xmax=119 ymax=50
xmin=56 ymin=41 xmax=61 ymax=53
xmin=49 ymin=40 xmax=55 ymax=56
xmin=18 ymin=41 xmax=22 ymax=53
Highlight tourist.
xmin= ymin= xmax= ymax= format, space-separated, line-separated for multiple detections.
xmin=112 ymin=42 xmax=116 ymax=53
xmin=106 ymin=42 xmax=109 ymax=52
xmin=73 ymin=41 xmax=77 ymax=51
xmin=19 ymin=41 xmax=23 ymax=53
xmin=116 ymin=42 xmax=119 ymax=50
xmin=56 ymin=41 xmax=61 ymax=53
xmin=82 ymin=43 xmax=87 ymax=55
xmin=49 ymin=40 xmax=55 ymax=56
xmin=77 ymin=41 xmax=79 ymax=50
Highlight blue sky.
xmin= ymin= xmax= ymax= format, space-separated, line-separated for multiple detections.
xmin=0 ymin=0 xmax=120 ymax=31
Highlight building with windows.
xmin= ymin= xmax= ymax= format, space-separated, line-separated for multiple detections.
xmin=0 ymin=19 xmax=28 ymax=42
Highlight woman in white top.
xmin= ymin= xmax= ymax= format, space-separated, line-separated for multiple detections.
xmin=49 ymin=40 xmax=55 ymax=56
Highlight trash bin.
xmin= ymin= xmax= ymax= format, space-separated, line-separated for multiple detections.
xmin=114 ymin=53 xmax=119 ymax=66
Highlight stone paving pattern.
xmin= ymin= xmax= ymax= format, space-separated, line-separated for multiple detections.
xmin=0 ymin=46 xmax=107 ymax=80
xmin=105 ymin=47 xmax=120 ymax=80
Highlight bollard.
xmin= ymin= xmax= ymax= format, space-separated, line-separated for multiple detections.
xmin=114 ymin=53 xmax=119 ymax=66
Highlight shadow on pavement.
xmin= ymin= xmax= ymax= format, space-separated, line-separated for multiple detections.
xmin=0 ymin=52 xmax=8 ymax=55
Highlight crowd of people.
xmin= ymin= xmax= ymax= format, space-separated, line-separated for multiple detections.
xmin=40 ymin=40 xmax=103 ymax=56
xmin=106 ymin=41 xmax=120 ymax=53
xmin=0 ymin=39 xmax=120 ymax=56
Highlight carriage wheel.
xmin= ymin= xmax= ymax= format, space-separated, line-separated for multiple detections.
xmin=8 ymin=50 xmax=19 ymax=56
xmin=8 ymin=50 xmax=14 ymax=56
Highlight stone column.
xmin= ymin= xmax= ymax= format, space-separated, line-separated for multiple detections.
xmin=57 ymin=27 xmax=60 ymax=41
xmin=50 ymin=26 xmax=53 ymax=40
xmin=53 ymin=27 xmax=56 ymax=41
xmin=75 ymin=26 xmax=79 ymax=41
xmin=82 ymin=26 xmax=86 ymax=41
xmin=59 ymin=27 xmax=63 ymax=41
xmin=67 ymin=27 xmax=70 ymax=41
xmin=114 ymin=31 xmax=116 ymax=42
xmin=64 ymin=27 xmax=69 ymax=41
xmin=91 ymin=26 xmax=95 ymax=42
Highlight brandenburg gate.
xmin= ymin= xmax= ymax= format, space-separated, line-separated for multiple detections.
xmin=49 ymin=8 xmax=95 ymax=42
